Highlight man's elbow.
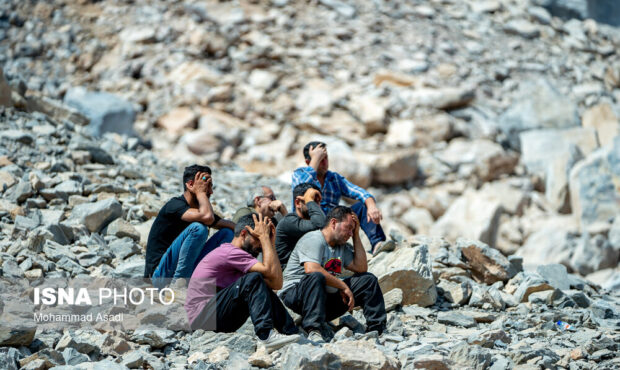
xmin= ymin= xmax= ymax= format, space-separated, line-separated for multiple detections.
xmin=201 ymin=214 xmax=215 ymax=225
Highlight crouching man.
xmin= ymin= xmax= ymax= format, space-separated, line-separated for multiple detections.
xmin=279 ymin=206 xmax=387 ymax=343
xmin=185 ymin=214 xmax=300 ymax=352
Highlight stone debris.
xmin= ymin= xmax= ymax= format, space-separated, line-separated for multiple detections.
xmin=0 ymin=0 xmax=618 ymax=368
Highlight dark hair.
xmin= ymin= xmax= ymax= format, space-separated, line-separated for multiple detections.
xmin=323 ymin=206 xmax=353 ymax=228
xmin=183 ymin=164 xmax=211 ymax=191
xmin=293 ymin=183 xmax=321 ymax=199
xmin=303 ymin=141 xmax=326 ymax=162
xmin=234 ymin=213 xmax=257 ymax=237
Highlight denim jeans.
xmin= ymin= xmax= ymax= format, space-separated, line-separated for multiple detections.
xmin=350 ymin=201 xmax=386 ymax=250
xmin=152 ymin=223 xmax=233 ymax=288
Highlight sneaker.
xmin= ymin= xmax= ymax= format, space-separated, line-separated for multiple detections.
xmin=307 ymin=330 xmax=325 ymax=344
xmin=372 ymin=240 xmax=395 ymax=255
xmin=259 ymin=330 xmax=300 ymax=353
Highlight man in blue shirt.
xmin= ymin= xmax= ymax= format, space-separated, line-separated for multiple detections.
xmin=291 ymin=141 xmax=394 ymax=255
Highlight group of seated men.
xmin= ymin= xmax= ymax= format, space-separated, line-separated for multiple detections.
xmin=143 ymin=141 xmax=393 ymax=352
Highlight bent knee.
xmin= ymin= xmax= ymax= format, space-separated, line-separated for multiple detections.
xmin=188 ymin=222 xmax=209 ymax=237
xmin=244 ymin=271 xmax=264 ymax=284
xmin=306 ymin=272 xmax=326 ymax=284
xmin=357 ymin=272 xmax=378 ymax=282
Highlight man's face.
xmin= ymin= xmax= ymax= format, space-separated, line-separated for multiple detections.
xmin=295 ymin=197 xmax=310 ymax=218
xmin=241 ymin=233 xmax=262 ymax=257
xmin=318 ymin=154 xmax=329 ymax=174
xmin=333 ymin=214 xmax=355 ymax=244
xmin=255 ymin=187 xmax=276 ymax=218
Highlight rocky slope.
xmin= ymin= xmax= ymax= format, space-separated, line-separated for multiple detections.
xmin=1 ymin=0 xmax=620 ymax=368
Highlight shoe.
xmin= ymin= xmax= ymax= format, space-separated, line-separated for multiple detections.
xmin=307 ymin=330 xmax=325 ymax=344
xmin=372 ymin=240 xmax=395 ymax=255
xmin=259 ymin=330 xmax=300 ymax=353
xmin=163 ymin=278 xmax=188 ymax=304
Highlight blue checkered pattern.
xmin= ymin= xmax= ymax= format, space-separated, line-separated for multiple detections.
xmin=291 ymin=166 xmax=374 ymax=213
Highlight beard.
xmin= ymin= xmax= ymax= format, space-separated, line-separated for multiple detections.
xmin=300 ymin=206 xmax=310 ymax=219
xmin=241 ymin=238 xmax=261 ymax=258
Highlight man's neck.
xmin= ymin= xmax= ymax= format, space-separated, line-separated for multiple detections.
xmin=321 ymin=229 xmax=336 ymax=247
xmin=230 ymin=237 xmax=243 ymax=249
xmin=183 ymin=191 xmax=197 ymax=208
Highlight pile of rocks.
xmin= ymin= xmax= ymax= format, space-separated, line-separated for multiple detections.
xmin=1 ymin=0 xmax=619 ymax=288
xmin=1 ymin=0 xmax=620 ymax=368
xmin=0 ymin=88 xmax=618 ymax=368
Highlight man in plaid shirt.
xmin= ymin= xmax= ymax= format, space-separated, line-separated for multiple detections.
xmin=291 ymin=141 xmax=394 ymax=255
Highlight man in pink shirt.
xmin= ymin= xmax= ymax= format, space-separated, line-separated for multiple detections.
xmin=185 ymin=213 xmax=300 ymax=352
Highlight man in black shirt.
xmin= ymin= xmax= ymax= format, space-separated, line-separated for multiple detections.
xmin=144 ymin=164 xmax=235 ymax=287
xmin=274 ymin=183 xmax=325 ymax=269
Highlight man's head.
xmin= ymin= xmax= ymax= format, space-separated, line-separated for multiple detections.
xmin=247 ymin=186 xmax=277 ymax=218
xmin=322 ymin=206 xmax=355 ymax=245
xmin=303 ymin=141 xmax=329 ymax=174
xmin=293 ymin=182 xmax=321 ymax=218
xmin=183 ymin=164 xmax=212 ymax=194
xmin=234 ymin=214 xmax=262 ymax=257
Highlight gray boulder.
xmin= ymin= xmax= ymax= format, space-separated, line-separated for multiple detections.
xmin=456 ymin=239 xmax=517 ymax=284
xmin=536 ymin=264 xmax=570 ymax=290
xmin=498 ymin=79 xmax=578 ymax=151
xmin=369 ymin=244 xmax=437 ymax=307
xmin=69 ymin=198 xmax=122 ymax=233
xmin=569 ymin=136 xmax=620 ymax=231
xmin=64 ymin=87 xmax=136 ymax=137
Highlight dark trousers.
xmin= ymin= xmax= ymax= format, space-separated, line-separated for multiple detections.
xmin=191 ymin=272 xmax=298 ymax=339
xmin=350 ymin=202 xmax=386 ymax=250
xmin=281 ymin=272 xmax=387 ymax=334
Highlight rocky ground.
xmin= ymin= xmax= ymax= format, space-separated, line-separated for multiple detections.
xmin=1 ymin=0 xmax=620 ymax=369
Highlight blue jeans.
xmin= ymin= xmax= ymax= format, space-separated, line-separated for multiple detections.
xmin=152 ymin=223 xmax=234 ymax=288
xmin=350 ymin=201 xmax=386 ymax=251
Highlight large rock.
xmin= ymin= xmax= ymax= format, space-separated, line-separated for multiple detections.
xmin=69 ymin=198 xmax=122 ymax=233
xmin=368 ymin=244 xmax=437 ymax=307
xmin=64 ymin=87 xmax=136 ymax=137
xmin=498 ymin=79 xmax=579 ymax=150
xmin=156 ymin=107 xmax=198 ymax=135
xmin=430 ymin=189 xmax=503 ymax=247
xmin=399 ymin=86 xmax=475 ymax=110
xmin=536 ymin=264 xmax=570 ymax=290
xmin=385 ymin=114 xmax=451 ymax=148
xmin=280 ymin=344 xmax=338 ymax=369
xmin=437 ymin=311 xmax=476 ymax=328
xmin=348 ymin=95 xmax=388 ymax=134
xmin=324 ymin=340 xmax=399 ymax=370
xmin=457 ymin=239 xmax=517 ymax=284
xmin=569 ymin=233 xmax=619 ymax=275
xmin=435 ymin=138 xmax=518 ymax=182
xmin=513 ymin=273 xmax=554 ymax=302
xmin=519 ymin=127 xmax=598 ymax=178
xmin=582 ymin=103 xmax=620 ymax=148
xmin=0 ymin=324 xmax=36 ymax=347
xmin=0 ymin=68 xmax=12 ymax=107
xmin=516 ymin=215 xmax=578 ymax=270
xmin=569 ymin=136 xmax=620 ymax=231
xmin=363 ymin=149 xmax=418 ymax=185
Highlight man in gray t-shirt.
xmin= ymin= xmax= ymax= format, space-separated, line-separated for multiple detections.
xmin=280 ymin=206 xmax=386 ymax=341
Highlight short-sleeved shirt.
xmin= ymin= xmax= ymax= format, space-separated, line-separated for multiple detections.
xmin=143 ymin=195 xmax=220 ymax=278
xmin=184 ymin=243 xmax=258 ymax=326
xmin=281 ymin=230 xmax=354 ymax=294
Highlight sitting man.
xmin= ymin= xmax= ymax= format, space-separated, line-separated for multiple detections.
xmin=185 ymin=214 xmax=300 ymax=352
xmin=232 ymin=185 xmax=288 ymax=225
xmin=280 ymin=206 xmax=387 ymax=343
xmin=144 ymin=164 xmax=235 ymax=288
xmin=275 ymin=183 xmax=325 ymax=269
xmin=292 ymin=141 xmax=393 ymax=255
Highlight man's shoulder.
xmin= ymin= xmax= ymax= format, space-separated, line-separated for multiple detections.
xmin=162 ymin=195 xmax=187 ymax=209
xmin=297 ymin=229 xmax=323 ymax=244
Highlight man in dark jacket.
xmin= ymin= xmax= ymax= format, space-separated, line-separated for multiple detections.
xmin=274 ymin=183 xmax=325 ymax=269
